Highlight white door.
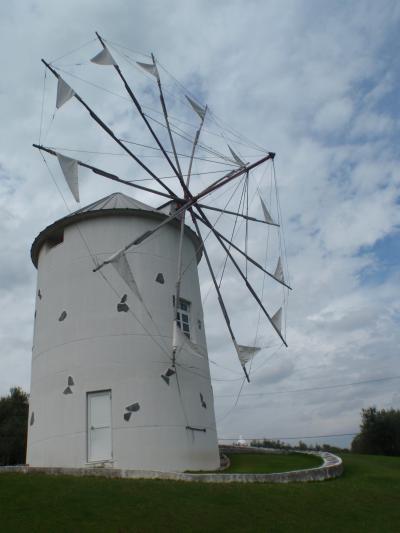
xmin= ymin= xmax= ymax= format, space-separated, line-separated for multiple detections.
xmin=87 ymin=390 xmax=112 ymax=462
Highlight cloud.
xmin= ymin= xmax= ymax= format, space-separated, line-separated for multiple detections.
xmin=0 ymin=0 xmax=399 ymax=449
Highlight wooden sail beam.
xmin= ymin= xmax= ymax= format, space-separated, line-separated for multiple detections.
xmin=194 ymin=205 xmax=288 ymax=347
xmin=185 ymin=108 xmax=207 ymax=193
xmin=95 ymin=33 xmax=189 ymax=197
xmin=150 ymin=53 xmax=184 ymax=181
xmin=41 ymin=58 xmax=177 ymax=199
xmin=92 ymin=153 xmax=274 ymax=272
xmin=92 ymin=199 xmax=193 ymax=272
xmin=192 ymin=211 xmax=292 ymax=290
xmin=196 ymin=203 xmax=279 ymax=227
xmin=33 ymin=144 xmax=174 ymax=200
xmin=189 ymin=209 xmax=250 ymax=382
xmin=196 ymin=152 xmax=275 ymax=200
xmin=171 ymin=103 xmax=207 ymax=363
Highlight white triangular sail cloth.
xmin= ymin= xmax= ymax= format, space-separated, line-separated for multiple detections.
xmin=186 ymin=95 xmax=206 ymax=119
xmin=90 ymin=46 xmax=117 ymax=66
xmin=172 ymin=321 xmax=205 ymax=358
xmin=106 ymin=251 xmax=143 ymax=302
xmin=136 ymin=61 xmax=159 ymax=78
xmin=56 ymin=78 xmax=75 ymax=109
xmin=228 ymin=145 xmax=245 ymax=167
xmin=274 ymin=257 xmax=284 ymax=282
xmin=235 ymin=343 xmax=261 ymax=366
xmin=56 ymin=153 xmax=80 ymax=202
xmin=259 ymin=196 xmax=275 ymax=225
xmin=271 ymin=307 xmax=282 ymax=333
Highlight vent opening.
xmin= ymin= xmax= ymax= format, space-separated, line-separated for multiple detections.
xmin=47 ymin=230 xmax=64 ymax=249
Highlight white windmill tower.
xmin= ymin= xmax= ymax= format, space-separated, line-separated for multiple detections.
xmin=27 ymin=193 xmax=220 ymax=471
xmin=28 ymin=35 xmax=291 ymax=471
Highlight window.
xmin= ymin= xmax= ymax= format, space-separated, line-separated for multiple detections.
xmin=173 ymin=297 xmax=191 ymax=339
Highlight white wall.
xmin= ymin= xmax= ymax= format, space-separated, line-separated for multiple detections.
xmin=27 ymin=213 xmax=220 ymax=471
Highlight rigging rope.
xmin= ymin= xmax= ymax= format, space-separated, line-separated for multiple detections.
xmin=38 ymin=68 xmax=47 ymax=145
xmin=49 ymin=38 xmax=97 ymax=64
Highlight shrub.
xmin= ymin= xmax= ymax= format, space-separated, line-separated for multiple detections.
xmin=0 ymin=387 xmax=29 ymax=465
xmin=351 ymin=407 xmax=400 ymax=456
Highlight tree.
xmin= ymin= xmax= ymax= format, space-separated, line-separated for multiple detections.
xmin=0 ymin=387 xmax=29 ymax=465
xmin=351 ymin=407 xmax=400 ymax=456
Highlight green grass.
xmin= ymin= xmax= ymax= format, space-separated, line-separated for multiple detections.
xmin=224 ymin=452 xmax=322 ymax=473
xmin=1 ymin=454 xmax=400 ymax=532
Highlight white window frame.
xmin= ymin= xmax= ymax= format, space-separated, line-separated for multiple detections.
xmin=174 ymin=297 xmax=192 ymax=339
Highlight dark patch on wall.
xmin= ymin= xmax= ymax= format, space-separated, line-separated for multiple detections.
xmin=63 ymin=386 xmax=72 ymax=395
xmin=198 ymin=319 xmax=202 ymax=330
xmin=58 ymin=311 xmax=67 ymax=322
xmin=117 ymin=294 xmax=129 ymax=312
xmin=124 ymin=402 xmax=140 ymax=421
xmin=161 ymin=367 xmax=176 ymax=385
xmin=30 ymin=412 xmax=34 ymax=426
xmin=68 ymin=376 xmax=74 ymax=386
xmin=200 ymin=393 xmax=207 ymax=409
xmin=155 ymin=273 xmax=165 ymax=284
xmin=186 ymin=426 xmax=206 ymax=432
xmin=38 ymin=289 xmax=42 ymax=300
xmin=126 ymin=402 xmax=140 ymax=412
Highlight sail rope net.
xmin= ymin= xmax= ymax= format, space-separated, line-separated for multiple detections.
xmin=51 ymin=47 xmax=267 ymax=167
xmin=49 ymin=38 xmax=267 ymax=162
xmin=215 ymin=162 xmax=290 ymax=423
xmin=37 ymin=35 xmax=290 ymax=411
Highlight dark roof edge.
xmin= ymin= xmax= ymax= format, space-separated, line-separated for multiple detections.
xmin=31 ymin=208 xmax=203 ymax=268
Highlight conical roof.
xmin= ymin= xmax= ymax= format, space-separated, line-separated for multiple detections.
xmin=31 ymin=192 xmax=201 ymax=267
xmin=71 ymin=192 xmax=159 ymax=215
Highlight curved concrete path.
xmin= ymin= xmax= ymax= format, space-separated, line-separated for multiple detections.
xmin=0 ymin=450 xmax=343 ymax=483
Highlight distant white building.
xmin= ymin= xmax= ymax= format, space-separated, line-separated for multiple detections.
xmin=27 ymin=193 xmax=220 ymax=472
xmin=236 ymin=435 xmax=249 ymax=447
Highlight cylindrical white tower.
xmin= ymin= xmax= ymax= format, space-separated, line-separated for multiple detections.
xmin=27 ymin=192 xmax=220 ymax=471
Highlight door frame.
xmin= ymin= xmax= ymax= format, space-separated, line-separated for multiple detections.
xmin=86 ymin=389 xmax=113 ymax=463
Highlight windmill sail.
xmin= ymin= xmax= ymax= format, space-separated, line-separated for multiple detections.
xmin=90 ymin=46 xmax=117 ymax=66
xmin=106 ymin=251 xmax=143 ymax=303
xmin=37 ymin=37 xmax=291 ymax=394
xmin=173 ymin=321 xmax=205 ymax=359
xmin=56 ymin=153 xmax=80 ymax=202
xmin=228 ymin=145 xmax=245 ymax=167
xmin=235 ymin=343 xmax=261 ymax=366
xmin=274 ymin=257 xmax=284 ymax=282
xmin=271 ymin=307 xmax=282 ymax=334
xmin=259 ymin=196 xmax=275 ymax=225
xmin=186 ymin=95 xmax=206 ymax=119
xmin=56 ymin=78 xmax=75 ymax=109
xmin=137 ymin=61 xmax=159 ymax=78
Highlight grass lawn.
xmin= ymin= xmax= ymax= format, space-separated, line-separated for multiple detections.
xmin=224 ymin=452 xmax=322 ymax=473
xmin=1 ymin=454 xmax=400 ymax=532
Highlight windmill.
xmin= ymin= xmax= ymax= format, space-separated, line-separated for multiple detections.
xmin=27 ymin=34 xmax=291 ymax=471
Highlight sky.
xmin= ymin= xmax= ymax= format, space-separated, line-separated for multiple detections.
xmin=0 ymin=0 xmax=399 ymax=449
